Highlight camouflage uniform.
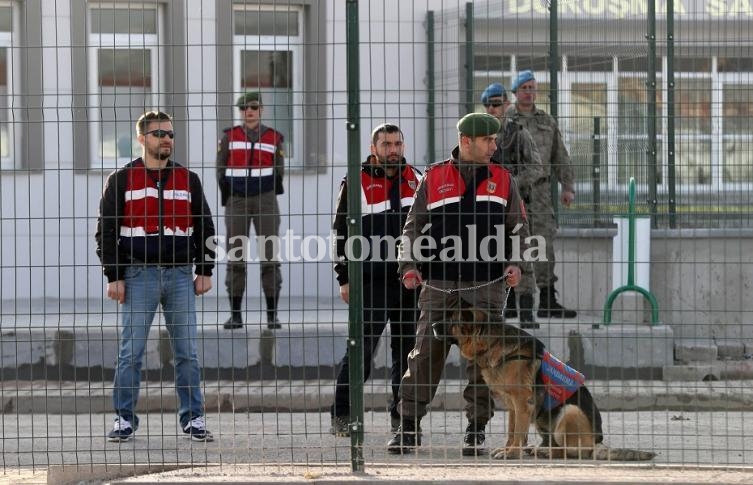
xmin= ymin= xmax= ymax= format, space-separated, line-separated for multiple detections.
xmin=505 ymin=105 xmax=575 ymax=290
xmin=491 ymin=117 xmax=547 ymax=299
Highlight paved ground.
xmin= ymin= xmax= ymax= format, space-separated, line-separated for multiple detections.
xmin=1 ymin=410 xmax=753 ymax=483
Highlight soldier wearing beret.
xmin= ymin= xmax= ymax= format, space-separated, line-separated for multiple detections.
xmin=387 ymin=113 xmax=531 ymax=455
xmin=216 ymin=91 xmax=285 ymax=330
xmin=506 ymin=71 xmax=577 ymax=319
xmin=483 ymin=82 xmax=546 ymax=328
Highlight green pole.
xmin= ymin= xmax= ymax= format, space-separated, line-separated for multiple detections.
xmin=345 ymin=0 xmax=364 ymax=472
xmin=549 ymin=0 xmax=560 ymax=221
xmin=647 ymin=0 xmax=658 ymax=227
xmin=464 ymin=2 xmax=474 ymax=115
xmin=427 ymin=10 xmax=436 ymax=165
xmin=666 ymin=0 xmax=677 ymax=228
xmin=627 ymin=179 xmax=636 ymax=287
xmin=601 ymin=177 xmax=660 ymax=327
xmin=548 ymin=0 xmax=559 ymax=119
xmin=592 ymin=116 xmax=601 ymax=226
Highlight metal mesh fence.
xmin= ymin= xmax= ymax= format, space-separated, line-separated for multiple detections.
xmin=1 ymin=0 xmax=752 ymax=482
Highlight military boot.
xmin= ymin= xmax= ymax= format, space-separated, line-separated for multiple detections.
xmin=223 ymin=296 xmax=243 ymax=330
xmin=462 ymin=421 xmax=487 ymax=456
xmin=519 ymin=293 xmax=539 ymax=329
xmin=266 ymin=290 xmax=282 ymax=330
xmin=387 ymin=419 xmax=422 ymax=454
xmin=503 ymin=287 xmax=518 ymax=319
xmin=537 ymin=286 xmax=577 ymax=319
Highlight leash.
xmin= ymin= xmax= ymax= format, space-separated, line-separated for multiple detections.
xmin=420 ymin=272 xmax=509 ymax=295
xmin=425 ymin=274 xmax=512 ymax=340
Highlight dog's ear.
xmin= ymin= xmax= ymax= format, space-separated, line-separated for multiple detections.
xmin=471 ymin=309 xmax=484 ymax=323
xmin=451 ymin=322 xmax=475 ymax=338
xmin=458 ymin=309 xmax=475 ymax=323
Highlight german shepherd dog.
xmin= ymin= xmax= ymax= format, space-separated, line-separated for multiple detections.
xmin=448 ymin=307 xmax=656 ymax=461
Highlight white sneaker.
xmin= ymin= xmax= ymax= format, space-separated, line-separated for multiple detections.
xmin=183 ymin=416 xmax=214 ymax=442
xmin=107 ymin=417 xmax=134 ymax=442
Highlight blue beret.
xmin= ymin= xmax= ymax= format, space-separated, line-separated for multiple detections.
xmin=511 ymin=70 xmax=536 ymax=93
xmin=480 ymin=83 xmax=506 ymax=105
xmin=457 ymin=113 xmax=501 ymax=137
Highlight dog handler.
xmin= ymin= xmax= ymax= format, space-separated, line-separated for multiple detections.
xmin=388 ymin=113 xmax=531 ymax=455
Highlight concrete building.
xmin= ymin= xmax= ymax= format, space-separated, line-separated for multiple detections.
xmin=0 ymin=0 xmax=751 ymax=340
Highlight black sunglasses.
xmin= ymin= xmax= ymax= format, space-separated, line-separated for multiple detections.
xmin=145 ymin=129 xmax=175 ymax=139
xmin=240 ymin=105 xmax=261 ymax=111
xmin=484 ymin=100 xmax=504 ymax=108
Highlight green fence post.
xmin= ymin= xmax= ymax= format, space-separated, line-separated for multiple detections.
xmin=345 ymin=0 xmax=364 ymax=472
xmin=592 ymin=116 xmax=601 ymax=227
xmin=426 ymin=10 xmax=436 ymax=166
xmin=667 ymin=0 xmax=677 ymax=228
xmin=549 ymin=0 xmax=560 ymax=222
xmin=647 ymin=0 xmax=659 ymax=228
xmin=464 ymin=2 xmax=474 ymax=115
xmin=601 ymin=178 xmax=661 ymax=328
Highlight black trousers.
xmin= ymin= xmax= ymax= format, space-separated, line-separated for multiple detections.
xmin=331 ymin=279 xmax=418 ymax=419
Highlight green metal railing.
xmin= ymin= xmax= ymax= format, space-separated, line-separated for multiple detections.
xmin=345 ymin=0 xmax=365 ymax=472
xmin=601 ymin=177 xmax=661 ymax=327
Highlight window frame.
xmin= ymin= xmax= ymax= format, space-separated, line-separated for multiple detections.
xmin=87 ymin=2 xmax=164 ymax=169
xmin=0 ymin=1 xmax=19 ymax=170
xmin=232 ymin=3 xmax=304 ymax=168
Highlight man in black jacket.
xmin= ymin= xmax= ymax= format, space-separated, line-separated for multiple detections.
xmin=329 ymin=123 xmax=421 ymax=437
xmin=95 ymin=111 xmax=216 ymax=443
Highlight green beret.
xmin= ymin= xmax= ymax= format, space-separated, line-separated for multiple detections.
xmin=236 ymin=91 xmax=262 ymax=107
xmin=456 ymin=113 xmax=500 ymax=137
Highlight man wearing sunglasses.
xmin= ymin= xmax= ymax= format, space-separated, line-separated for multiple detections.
xmin=217 ymin=91 xmax=285 ymax=330
xmin=481 ymin=82 xmax=546 ymax=328
xmin=95 ymin=111 xmax=216 ymax=443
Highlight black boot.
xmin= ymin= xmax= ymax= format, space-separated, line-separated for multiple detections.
xmin=223 ymin=296 xmax=243 ymax=329
xmin=265 ymin=292 xmax=282 ymax=330
xmin=537 ymin=286 xmax=577 ymax=319
xmin=387 ymin=419 xmax=422 ymax=454
xmin=503 ymin=287 xmax=518 ymax=319
xmin=462 ymin=421 xmax=487 ymax=456
xmin=519 ymin=293 xmax=539 ymax=329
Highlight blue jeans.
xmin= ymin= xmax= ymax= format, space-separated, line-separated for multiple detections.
xmin=113 ymin=265 xmax=204 ymax=429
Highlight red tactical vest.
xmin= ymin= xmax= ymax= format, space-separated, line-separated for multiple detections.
xmin=360 ymin=164 xmax=421 ymax=215
xmin=120 ymin=159 xmax=193 ymax=238
xmin=422 ymin=160 xmax=513 ymax=281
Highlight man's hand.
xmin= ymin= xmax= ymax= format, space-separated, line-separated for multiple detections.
xmin=194 ymin=275 xmax=213 ymax=296
xmin=561 ymin=190 xmax=575 ymax=208
xmin=504 ymin=266 xmax=522 ymax=288
xmin=339 ymin=283 xmax=350 ymax=304
xmin=402 ymin=269 xmax=423 ymax=290
xmin=107 ymin=280 xmax=126 ymax=304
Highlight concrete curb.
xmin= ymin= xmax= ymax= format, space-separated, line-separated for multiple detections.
xmin=46 ymin=464 xmax=753 ymax=485
xmin=3 ymin=379 xmax=753 ymax=414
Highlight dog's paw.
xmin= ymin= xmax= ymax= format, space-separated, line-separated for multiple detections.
xmin=528 ymin=447 xmax=552 ymax=459
xmin=490 ymin=446 xmax=523 ymax=459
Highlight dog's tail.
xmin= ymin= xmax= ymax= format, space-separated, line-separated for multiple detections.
xmin=592 ymin=443 xmax=656 ymax=461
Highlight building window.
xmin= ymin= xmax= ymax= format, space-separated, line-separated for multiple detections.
xmin=617 ymin=76 xmax=663 ymax=186
xmin=0 ymin=3 xmax=16 ymax=170
xmin=569 ymin=82 xmax=609 ymax=186
xmin=233 ymin=5 xmax=303 ymax=166
xmin=675 ymin=77 xmax=712 ymax=185
xmin=722 ymin=83 xmax=753 ymax=183
xmin=88 ymin=4 xmax=161 ymax=169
